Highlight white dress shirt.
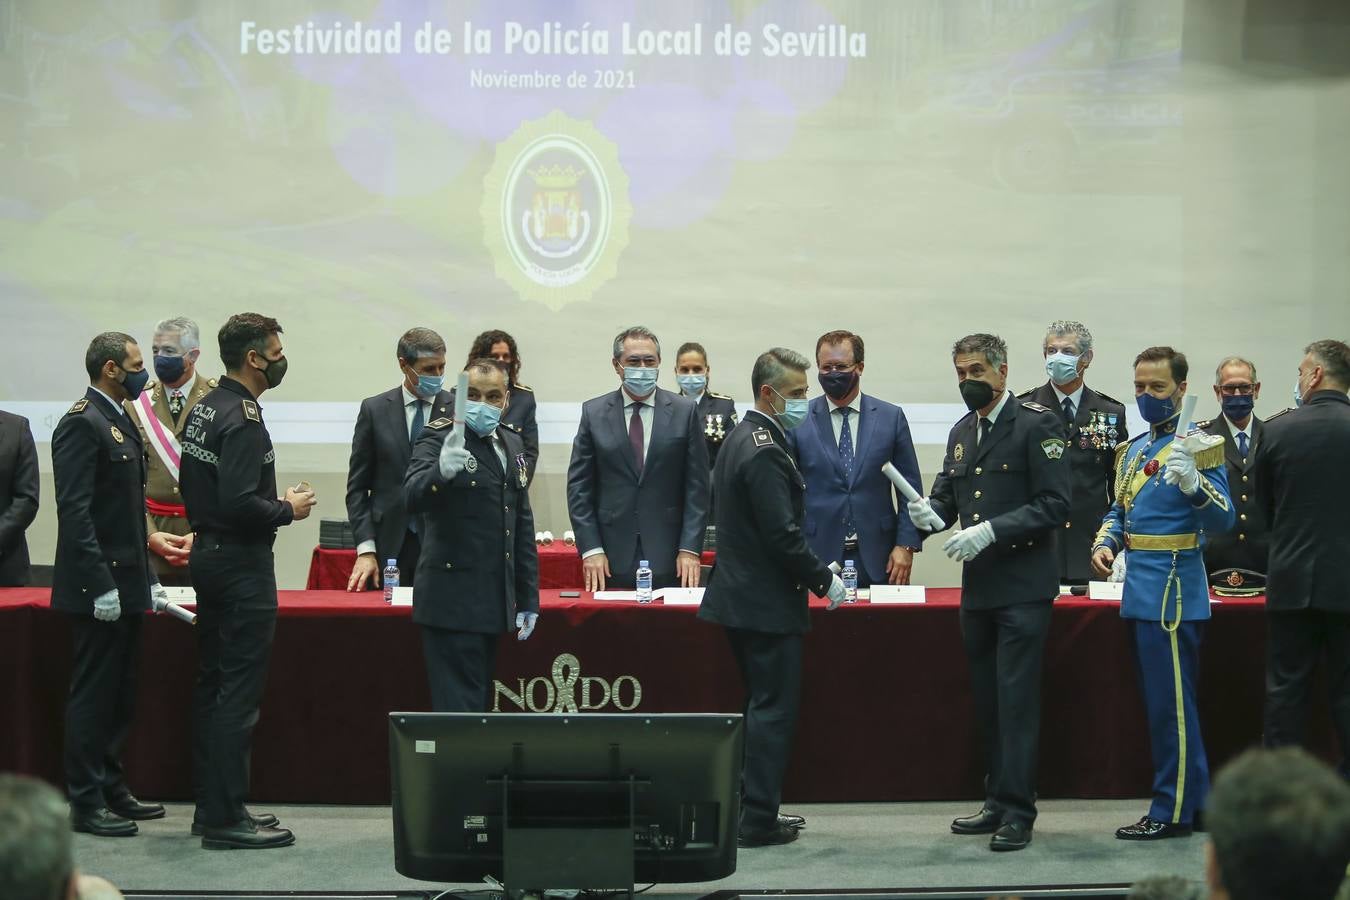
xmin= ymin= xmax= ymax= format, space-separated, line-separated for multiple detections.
xmin=1224 ymin=415 xmax=1253 ymax=457
xmin=401 ymin=385 xmax=431 ymax=438
xmin=829 ymin=400 xmax=861 ymax=447
xmin=977 ymin=389 xmax=1012 ymax=443
xmin=1051 ymin=382 xmax=1085 ymax=420
xmin=93 ymin=387 xmax=128 ymax=417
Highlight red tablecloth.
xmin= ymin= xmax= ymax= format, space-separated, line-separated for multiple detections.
xmin=1 ymin=589 xmax=1333 ymax=806
xmin=307 ymin=544 xmax=717 ymax=590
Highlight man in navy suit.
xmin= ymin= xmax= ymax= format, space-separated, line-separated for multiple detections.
xmin=788 ymin=330 xmax=922 ymax=586
xmin=567 ymin=326 xmax=710 ymax=590
xmin=345 ymin=327 xmax=454 ymax=590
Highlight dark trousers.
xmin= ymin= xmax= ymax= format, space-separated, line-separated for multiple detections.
xmin=959 ymin=601 xmax=1052 ymax=827
xmin=724 ymin=627 xmax=803 ymax=834
xmin=190 ymin=541 xmax=278 ymax=827
xmin=1130 ymin=619 xmax=1209 ymax=824
xmin=1265 ymin=609 xmax=1350 ymax=777
xmin=420 ymin=627 xmax=500 ymax=712
xmin=397 ymin=530 xmax=421 ymax=589
xmin=64 ymin=613 xmax=143 ymax=813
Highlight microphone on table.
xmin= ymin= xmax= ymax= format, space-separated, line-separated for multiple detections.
xmin=152 ymin=593 xmax=197 ymax=625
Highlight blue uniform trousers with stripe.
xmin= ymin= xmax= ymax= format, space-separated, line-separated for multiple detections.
xmin=1128 ymin=618 xmax=1209 ymax=825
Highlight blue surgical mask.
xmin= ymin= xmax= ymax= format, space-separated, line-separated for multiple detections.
xmin=623 ymin=366 xmax=658 ymax=398
xmin=1294 ymin=377 xmax=1304 ymax=408
xmin=677 ymin=374 xmax=707 ymax=396
xmin=153 ymin=354 xmax=187 ymax=384
xmin=464 ymin=400 xmax=502 ymax=437
xmin=1137 ymin=391 xmax=1178 ymax=425
xmin=415 ymin=373 xmax=444 ymax=399
xmin=1045 ymin=352 xmax=1080 ymax=386
xmin=1221 ymin=394 xmax=1254 ymax=420
xmin=770 ymin=387 xmax=809 ymax=430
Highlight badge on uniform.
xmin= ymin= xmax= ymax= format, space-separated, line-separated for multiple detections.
xmin=465 ymin=454 xmax=479 ymax=473
xmin=110 ymin=425 xmax=125 ymax=444
xmin=751 ymin=428 xmax=773 ymax=448
xmin=515 ymin=452 xmax=528 ymax=488
xmin=954 ymin=443 xmax=965 ymax=461
xmin=241 ymin=399 xmax=260 ymax=423
xmin=704 ymin=414 xmax=727 ymax=443
xmin=1041 ymin=438 xmax=1065 ymax=460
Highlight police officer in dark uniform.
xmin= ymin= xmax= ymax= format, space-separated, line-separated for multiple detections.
xmin=1198 ymin=355 xmax=1270 ymax=596
xmin=466 ymin=329 xmax=539 ymax=485
xmin=1255 ymin=340 xmax=1350 ymax=778
xmin=403 ymin=359 xmax=540 ymax=712
xmin=180 ymin=313 xmax=315 ymax=850
xmin=908 ymin=334 xmax=1070 ymax=852
xmin=1018 ymin=320 xmax=1127 ymax=585
xmin=674 ymin=341 xmax=739 ymax=472
xmin=52 ymin=332 xmax=166 ymax=836
xmin=698 ymin=348 xmax=847 ymax=849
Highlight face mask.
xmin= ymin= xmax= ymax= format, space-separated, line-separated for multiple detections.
xmin=819 ymin=369 xmax=859 ymax=401
xmin=959 ymin=378 xmax=995 ymax=412
xmin=118 ymin=365 xmax=150 ymax=400
xmin=255 ymin=354 xmax=288 ymax=389
xmin=1137 ymin=390 xmax=1177 ymax=424
xmin=414 ymin=373 xmax=444 ymax=399
xmin=1221 ymin=394 xmax=1254 ymax=420
xmin=1045 ymin=352 xmax=1080 ymax=386
xmin=1294 ymin=378 xmax=1303 ymax=408
xmin=623 ymin=366 xmax=658 ymax=398
xmin=464 ymin=400 xmax=502 ymax=437
xmin=770 ymin=387 xmax=809 ymax=430
xmin=677 ymin=374 xmax=707 ymax=396
xmin=153 ymin=354 xmax=187 ymax=384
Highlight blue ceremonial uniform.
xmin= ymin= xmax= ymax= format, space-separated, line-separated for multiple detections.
xmin=1093 ymin=418 xmax=1234 ymax=827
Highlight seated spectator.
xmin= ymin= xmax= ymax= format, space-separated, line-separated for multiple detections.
xmin=0 ymin=773 xmax=124 ymax=900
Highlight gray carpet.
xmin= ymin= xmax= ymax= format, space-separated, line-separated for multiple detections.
xmin=75 ymin=800 xmax=1207 ymax=897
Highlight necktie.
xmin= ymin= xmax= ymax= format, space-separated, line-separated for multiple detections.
xmin=839 ymin=408 xmax=856 ymax=536
xmin=1062 ymin=396 xmax=1075 ymax=425
xmin=409 ymin=400 xmax=424 ymax=445
xmin=1237 ymin=432 xmax=1249 ymax=458
xmin=979 ymin=417 xmax=992 ymax=444
xmin=629 ymin=403 xmax=645 ymax=478
xmin=168 ymin=391 xmax=184 ymax=418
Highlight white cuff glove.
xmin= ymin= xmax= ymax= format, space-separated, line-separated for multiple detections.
xmin=942 ymin=521 xmax=996 ymax=562
xmin=1109 ymin=549 xmax=1128 ymax=584
xmin=437 ymin=428 xmax=471 ymax=480
xmin=906 ymin=497 xmax=946 ymax=532
xmin=151 ymin=583 xmax=169 ymax=608
xmin=1162 ymin=444 xmax=1200 ymax=495
xmin=93 ymin=588 xmax=121 ymax=622
xmin=515 ymin=611 xmax=538 ymax=641
xmin=825 ymin=574 xmax=849 ymax=611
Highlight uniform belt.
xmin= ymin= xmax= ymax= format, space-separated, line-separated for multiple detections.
xmin=146 ymin=497 xmax=187 ymax=518
xmin=1124 ymin=532 xmax=1199 ymax=551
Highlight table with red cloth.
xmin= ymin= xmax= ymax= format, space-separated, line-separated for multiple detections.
xmin=4 ymin=588 xmax=1332 ymax=807
xmin=307 ymin=544 xmax=717 ymax=590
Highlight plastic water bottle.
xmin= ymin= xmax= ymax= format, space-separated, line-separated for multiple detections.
xmin=635 ymin=560 xmax=653 ymax=604
xmin=383 ymin=559 xmax=400 ymax=604
xmin=841 ymin=559 xmax=858 ymax=603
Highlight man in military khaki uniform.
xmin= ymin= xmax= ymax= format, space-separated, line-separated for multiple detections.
xmin=124 ymin=317 xmax=216 ymax=586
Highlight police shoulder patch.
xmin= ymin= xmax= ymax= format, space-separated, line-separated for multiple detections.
xmin=709 ymin=391 xmax=733 ymax=400
xmin=241 ymin=399 xmax=260 ymax=422
xmin=751 ymin=428 xmax=775 ymax=448
xmin=1041 ymin=438 xmax=1066 ymax=460
xmin=68 ymin=398 xmax=89 ymax=415
xmin=425 ymin=417 xmax=454 ymax=431
xmin=1021 ymin=400 xmax=1052 ymax=414
xmin=1265 ymin=406 xmax=1294 ymax=422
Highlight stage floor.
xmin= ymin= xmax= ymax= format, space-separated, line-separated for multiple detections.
xmin=82 ymin=800 xmax=1207 ymax=898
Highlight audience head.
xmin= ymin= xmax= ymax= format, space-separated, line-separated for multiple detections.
xmin=0 ymin=773 xmax=76 ymax=900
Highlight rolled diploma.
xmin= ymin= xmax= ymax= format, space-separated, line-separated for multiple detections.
xmin=881 ymin=462 xmax=923 ymax=503
xmin=453 ymin=371 xmax=468 ymax=439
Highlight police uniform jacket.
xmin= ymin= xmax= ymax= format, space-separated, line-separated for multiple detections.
xmin=0 ymin=409 xmax=39 ymax=586
xmin=1198 ymin=414 xmax=1269 ymax=576
xmin=1018 ymin=382 xmax=1128 ymax=582
xmin=179 ymin=376 xmax=293 ymax=543
xmin=692 ymin=390 xmax=738 ymax=471
xmin=928 ymin=397 xmax=1072 ymax=609
xmin=403 ymin=419 xmax=539 ymax=633
xmin=504 ymin=382 xmax=539 ymax=486
xmin=1255 ymin=391 xmax=1350 ymax=613
xmin=1094 ymin=418 xmax=1234 ymax=622
xmin=50 ymin=390 xmax=154 ymax=614
xmin=698 ymin=410 xmax=833 ymax=636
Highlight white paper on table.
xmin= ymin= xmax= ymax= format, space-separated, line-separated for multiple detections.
xmin=856 ymin=588 xmax=870 ymax=602
xmin=390 ymin=586 xmax=414 ymax=606
xmin=1087 ymin=581 xmax=1124 ymax=601
xmin=593 ymin=590 xmax=638 ymax=601
xmin=660 ymin=588 xmax=704 ymax=606
xmin=159 ymin=586 xmax=196 ymax=605
xmin=868 ymin=585 xmax=927 ymax=604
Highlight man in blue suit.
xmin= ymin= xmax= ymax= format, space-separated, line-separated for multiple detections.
xmin=788 ymin=330 xmax=923 ymax=586
xmin=567 ymin=326 xmax=710 ymax=591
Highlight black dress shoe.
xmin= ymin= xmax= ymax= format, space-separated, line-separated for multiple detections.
xmin=106 ymin=794 xmax=165 ymax=821
xmin=778 ymin=813 xmax=806 ymax=830
xmin=201 ymin=819 xmax=295 ymax=850
xmin=1115 ymin=816 xmax=1193 ymax=840
xmin=737 ymin=823 xmax=799 ymax=848
xmin=72 ymin=809 xmax=138 ymax=837
xmin=990 ymin=822 xmax=1032 ymax=852
xmin=951 ymin=807 xmax=1001 ymax=835
xmin=191 ymin=810 xmax=280 ymax=836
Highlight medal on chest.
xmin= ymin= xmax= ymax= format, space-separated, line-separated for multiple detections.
xmin=705 ymin=413 xmax=726 ymax=443
xmin=515 ymin=452 xmax=528 ymax=488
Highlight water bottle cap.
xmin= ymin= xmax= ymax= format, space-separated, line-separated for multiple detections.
xmin=639 ymin=560 xmax=649 ymax=567
xmin=386 ymin=559 xmax=397 ymax=566
xmin=845 ymin=560 xmax=854 ymax=567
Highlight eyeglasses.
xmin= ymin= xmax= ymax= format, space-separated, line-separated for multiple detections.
xmin=1218 ymin=384 xmax=1256 ymax=396
xmin=819 ymin=364 xmax=857 ymax=374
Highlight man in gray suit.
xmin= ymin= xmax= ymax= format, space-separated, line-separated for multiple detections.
xmin=567 ymin=326 xmax=711 ymax=590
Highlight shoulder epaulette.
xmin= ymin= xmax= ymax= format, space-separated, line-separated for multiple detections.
xmin=502 ymin=421 xmax=521 ymax=433
xmin=1021 ymin=400 xmax=1052 ymax=414
xmin=709 ymin=391 xmax=733 ymax=400
xmin=750 ymin=427 xmax=775 ymax=449
xmin=426 ymin=417 xmax=454 ymax=431
xmin=512 ymin=382 xmax=533 ymax=393
xmin=1015 ymin=387 xmax=1037 ymax=398
xmin=1265 ymin=407 xmax=1294 ymax=422
xmin=1194 ymin=442 xmax=1225 ymax=471
xmin=241 ymin=399 xmax=260 ymax=423
xmin=1194 ymin=419 xmax=1214 ymax=430
xmin=67 ymin=398 xmax=89 ymax=415
xmin=147 ymin=380 xmax=159 ymax=391
xmin=207 ymin=377 xmax=219 ymax=388
xmin=1094 ymin=390 xmax=1124 ymax=407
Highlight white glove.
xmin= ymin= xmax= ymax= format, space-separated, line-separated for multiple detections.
xmin=943 ymin=521 xmax=996 ymax=562
xmin=906 ymin=497 xmax=946 ymax=532
xmin=437 ymin=428 xmax=472 ymax=480
xmin=515 ymin=611 xmax=538 ymax=641
xmin=1163 ymin=444 xmax=1200 ymax=495
xmin=1109 ymin=550 xmax=1127 ymax=584
xmin=825 ymin=574 xmax=849 ymax=610
xmin=151 ymin=583 xmax=170 ymax=608
xmin=93 ymin=589 xmax=121 ymax=622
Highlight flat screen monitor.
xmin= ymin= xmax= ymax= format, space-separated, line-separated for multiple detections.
xmin=389 ymin=712 xmax=743 ymax=886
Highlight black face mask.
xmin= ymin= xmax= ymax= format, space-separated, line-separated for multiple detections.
xmin=255 ymin=354 xmax=288 ymax=389
xmin=818 ymin=369 xmax=859 ymax=401
xmin=959 ymin=378 xmax=995 ymax=411
xmin=118 ymin=365 xmax=150 ymax=401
